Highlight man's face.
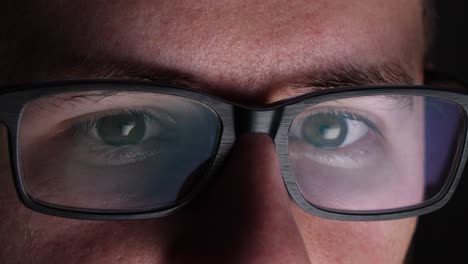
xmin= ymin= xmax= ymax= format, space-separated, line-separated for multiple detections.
xmin=0 ymin=0 xmax=426 ymax=263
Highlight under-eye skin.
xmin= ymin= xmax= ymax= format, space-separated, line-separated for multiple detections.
xmin=60 ymin=108 xmax=177 ymax=166
xmin=290 ymin=109 xmax=385 ymax=169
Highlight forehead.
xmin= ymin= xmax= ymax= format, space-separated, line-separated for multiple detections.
xmin=2 ymin=0 xmax=424 ymax=99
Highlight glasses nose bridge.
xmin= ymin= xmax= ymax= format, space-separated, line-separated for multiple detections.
xmin=233 ymin=106 xmax=285 ymax=138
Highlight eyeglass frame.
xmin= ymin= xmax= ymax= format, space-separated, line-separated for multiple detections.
xmin=0 ymin=80 xmax=467 ymax=221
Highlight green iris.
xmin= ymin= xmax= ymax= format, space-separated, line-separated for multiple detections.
xmin=302 ymin=113 xmax=348 ymax=148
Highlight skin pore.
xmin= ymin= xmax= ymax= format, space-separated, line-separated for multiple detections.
xmin=0 ymin=0 xmax=426 ymax=263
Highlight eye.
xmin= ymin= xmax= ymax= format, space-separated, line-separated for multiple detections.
xmin=301 ymin=112 xmax=373 ymax=148
xmin=93 ymin=112 xmax=152 ymax=146
xmin=74 ymin=109 xmax=167 ymax=146
xmin=289 ymin=109 xmax=384 ymax=169
xmin=67 ymin=108 xmax=173 ymax=165
xmin=19 ymin=91 xmax=223 ymax=211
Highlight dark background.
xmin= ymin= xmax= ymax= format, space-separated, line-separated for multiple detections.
xmin=429 ymin=1 xmax=468 ymax=80
xmin=412 ymin=1 xmax=468 ymax=262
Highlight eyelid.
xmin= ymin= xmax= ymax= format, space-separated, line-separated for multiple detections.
xmin=289 ymin=112 xmax=386 ymax=169
xmin=56 ymin=108 xmax=178 ymax=166
xmin=54 ymin=106 xmax=176 ymax=135
xmin=71 ymin=109 xmax=162 ymax=135
xmin=294 ymin=106 xmax=385 ymax=139
xmin=323 ymin=110 xmax=383 ymax=138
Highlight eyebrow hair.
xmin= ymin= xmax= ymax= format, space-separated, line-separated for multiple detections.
xmin=290 ymin=62 xmax=415 ymax=93
xmin=64 ymin=59 xmax=415 ymax=94
xmin=30 ymin=60 xmax=417 ymax=112
xmin=68 ymin=60 xmax=201 ymax=88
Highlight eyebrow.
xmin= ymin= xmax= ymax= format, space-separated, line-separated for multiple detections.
xmin=68 ymin=61 xmax=201 ymax=88
xmin=289 ymin=62 xmax=415 ymax=93
xmin=65 ymin=59 xmax=414 ymax=89
xmin=289 ymin=62 xmax=416 ymax=108
xmin=31 ymin=60 xmax=416 ymax=111
xmin=57 ymin=61 xmax=414 ymax=113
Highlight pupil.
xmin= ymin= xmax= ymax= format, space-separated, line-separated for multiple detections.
xmin=302 ymin=114 xmax=348 ymax=147
xmin=97 ymin=114 xmax=146 ymax=146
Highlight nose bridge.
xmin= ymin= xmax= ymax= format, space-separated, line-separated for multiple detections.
xmin=169 ymin=133 xmax=311 ymax=263
xmin=233 ymin=106 xmax=284 ymax=138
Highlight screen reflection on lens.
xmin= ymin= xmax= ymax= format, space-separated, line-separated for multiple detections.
xmin=289 ymin=95 xmax=464 ymax=212
xmin=19 ymin=91 xmax=221 ymax=211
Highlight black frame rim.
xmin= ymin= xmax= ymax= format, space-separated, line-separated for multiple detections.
xmin=0 ymin=80 xmax=466 ymax=221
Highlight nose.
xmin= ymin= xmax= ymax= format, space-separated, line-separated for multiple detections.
xmin=169 ymin=133 xmax=311 ymax=263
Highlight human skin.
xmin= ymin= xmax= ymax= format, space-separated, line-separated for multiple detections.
xmin=0 ymin=0 xmax=426 ymax=263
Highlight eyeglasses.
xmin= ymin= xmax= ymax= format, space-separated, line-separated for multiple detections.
xmin=0 ymin=80 xmax=467 ymax=221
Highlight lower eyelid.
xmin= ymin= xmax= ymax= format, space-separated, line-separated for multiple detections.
xmin=289 ymin=132 xmax=385 ymax=169
xmin=74 ymin=132 xmax=168 ymax=166
xmin=94 ymin=147 xmax=160 ymax=166
xmin=302 ymin=147 xmax=374 ymax=169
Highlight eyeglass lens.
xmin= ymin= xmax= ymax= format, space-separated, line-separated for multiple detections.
xmin=289 ymin=95 xmax=464 ymax=212
xmin=19 ymin=91 xmax=221 ymax=211
xmin=18 ymin=91 xmax=465 ymax=214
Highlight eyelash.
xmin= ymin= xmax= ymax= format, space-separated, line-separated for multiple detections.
xmin=312 ymin=110 xmax=383 ymax=137
xmin=62 ymin=108 xmax=168 ymax=165
xmin=288 ymin=109 xmax=386 ymax=169
xmin=70 ymin=108 xmax=160 ymax=136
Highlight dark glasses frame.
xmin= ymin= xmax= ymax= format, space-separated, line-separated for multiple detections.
xmin=0 ymin=80 xmax=467 ymax=221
